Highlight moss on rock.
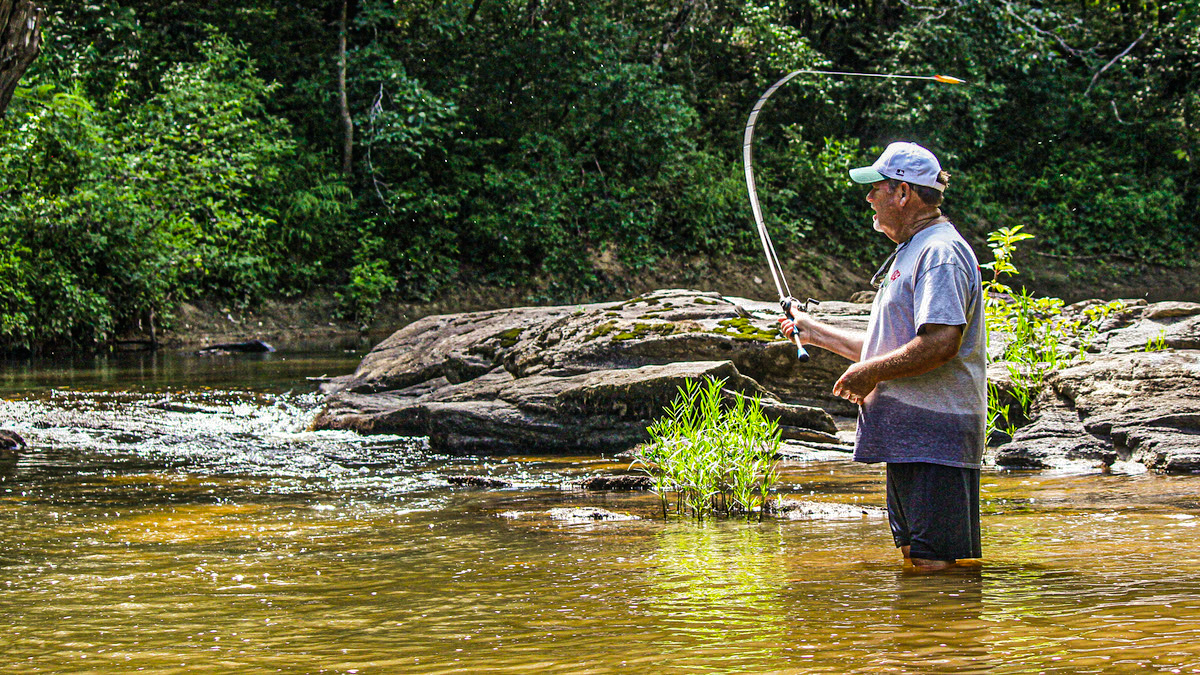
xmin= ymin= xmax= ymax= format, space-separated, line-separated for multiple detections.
xmin=586 ymin=320 xmax=620 ymax=341
xmin=712 ymin=318 xmax=782 ymax=342
xmin=496 ymin=327 xmax=524 ymax=348
xmin=612 ymin=322 xmax=679 ymax=341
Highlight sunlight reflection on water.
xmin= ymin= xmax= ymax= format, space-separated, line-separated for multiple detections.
xmin=0 ymin=354 xmax=1199 ymax=673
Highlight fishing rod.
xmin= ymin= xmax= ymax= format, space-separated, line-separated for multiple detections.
xmin=742 ymin=69 xmax=966 ymax=362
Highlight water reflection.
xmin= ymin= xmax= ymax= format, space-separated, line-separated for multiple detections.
xmin=1 ymin=353 xmax=1200 ymax=672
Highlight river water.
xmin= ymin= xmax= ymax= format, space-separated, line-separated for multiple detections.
xmin=1 ymin=352 xmax=1199 ymax=674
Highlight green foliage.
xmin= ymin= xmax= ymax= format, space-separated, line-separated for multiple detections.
xmin=1 ymin=0 xmax=1197 ymax=350
xmin=634 ymin=377 xmax=782 ymax=522
xmin=335 ymin=238 xmax=397 ymax=327
xmin=982 ymin=226 xmax=1124 ymax=441
xmin=0 ymin=31 xmax=326 ymax=350
xmin=1143 ymin=330 xmax=1169 ymax=353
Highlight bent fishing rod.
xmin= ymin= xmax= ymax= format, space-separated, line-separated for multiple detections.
xmin=742 ymin=69 xmax=965 ymax=362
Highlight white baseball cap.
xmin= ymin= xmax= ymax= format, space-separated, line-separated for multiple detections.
xmin=849 ymin=142 xmax=945 ymax=191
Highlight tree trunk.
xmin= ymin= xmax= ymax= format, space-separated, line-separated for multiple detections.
xmin=0 ymin=0 xmax=42 ymax=117
xmin=338 ymin=0 xmax=354 ymax=177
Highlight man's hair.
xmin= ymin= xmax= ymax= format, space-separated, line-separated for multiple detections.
xmin=887 ymin=170 xmax=951 ymax=206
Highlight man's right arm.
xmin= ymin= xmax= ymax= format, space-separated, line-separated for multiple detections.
xmin=780 ymin=312 xmax=865 ymax=363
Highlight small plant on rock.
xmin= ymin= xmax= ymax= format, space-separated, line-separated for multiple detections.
xmin=982 ymin=226 xmax=1124 ymax=441
xmin=633 ymin=376 xmax=782 ymax=522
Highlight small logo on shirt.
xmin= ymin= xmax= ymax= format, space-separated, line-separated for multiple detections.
xmin=879 ymin=269 xmax=901 ymax=292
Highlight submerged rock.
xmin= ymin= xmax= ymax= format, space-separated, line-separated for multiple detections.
xmin=767 ymin=499 xmax=886 ymax=520
xmin=0 ymin=429 xmax=26 ymax=460
xmin=446 ymin=475 xmax=512 ymax=489
xmin=197 ymin=339 xmax=276 ymax=355
xmin=574 ymin=474 xmax=654 ymax=491
xmin=499 ymin=507 xmax=638 ymax=522
xmin=313 ymin=289 xmax=854 ymax=454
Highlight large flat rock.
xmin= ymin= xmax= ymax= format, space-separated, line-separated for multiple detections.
xmin=317 ymin=290 xmax=1200 ymax=472
xmin=994 ymin=349 xmax=1200 ymax=473
xmin=314 ymin=289 xmax=850 ymax=453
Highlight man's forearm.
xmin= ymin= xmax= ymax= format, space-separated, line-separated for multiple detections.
xmin=856 ymin=328 xmax=960 ymax=383
xmin=832 ymin=324 xmax=964 ymax=405
xmin=803 ymin=321 xmax=865 ymax=362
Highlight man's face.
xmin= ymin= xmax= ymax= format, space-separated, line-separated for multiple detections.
xmin=866 ymin=180 xmax=905 ymax=242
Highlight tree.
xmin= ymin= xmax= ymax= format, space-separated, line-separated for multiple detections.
xmin=0 ymin=0 xmax=41 ymax=117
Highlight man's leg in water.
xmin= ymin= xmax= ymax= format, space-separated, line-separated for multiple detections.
xmin=887 ymin=463 xmax=981 ymax=571
xmin=900 ymin=545 xmax=954 ymax=572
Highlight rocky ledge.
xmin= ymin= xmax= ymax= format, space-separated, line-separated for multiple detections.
xmin=992 ymin=300 xmax=1200 ymax=473
xmin=312 ymin=289 xmax=862 ymax=454
xmin=312 ymin=288 xmax=1200 ymax=473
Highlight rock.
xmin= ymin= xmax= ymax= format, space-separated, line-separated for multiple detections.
xmin=574 ymin=474 xmax=654 ymax=491
xmin=446 ymin=475 xmax=512 ymax=488
xmin=993 ymin=403 xmax=1114 ymax=469
xmin=1141 ymin=301 xmax=1200 ymax=320
xmin=317 ymin=288 xmax=1200 ymax=473
xmin=146 ymin=399 xmax=210 ymax=414
xmin=0 ymin=429 xmax=26 ymax=460
xmin=315 ymin=359 xmax=834 ymax=453
xmin=994 ymin=351 xmax=1200 ymax=473
xmin=766 ymin=499 xmax=886 ymax=520
xmin=313 ymin=289 xmax=846 ymax=453
xmin=197 ymin=339 xmax=276 ymax=355
xmin=1103 ymin=313 xmax=1200 ymax=353
xmin=545 ymin=507 xmax=637 ymax=522
xmin=499 ymin=507 xmax=638 ymax=522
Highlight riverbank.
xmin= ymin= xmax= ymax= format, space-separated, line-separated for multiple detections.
xmin=158 ymin=252 xmax=871 ymax=351
xmin=157 ymin=252 xmax=1200 ymax=352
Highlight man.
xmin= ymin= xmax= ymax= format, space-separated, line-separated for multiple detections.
xmin=780 ymin=141 xmax=986 ymax=572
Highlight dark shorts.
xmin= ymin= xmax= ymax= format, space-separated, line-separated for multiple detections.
xmin=886 ymin=462 xmax=982 ymax=562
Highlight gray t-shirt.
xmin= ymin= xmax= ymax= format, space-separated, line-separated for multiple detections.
xmin=854 ymin=221 xmax=987 ymax=469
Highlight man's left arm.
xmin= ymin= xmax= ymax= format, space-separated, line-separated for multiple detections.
xmin=832 ymin=323 xmax=964 ymax=405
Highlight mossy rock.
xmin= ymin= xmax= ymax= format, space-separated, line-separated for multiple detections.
xmin=712 ymin=318 xmax=783 ymax=342
xmin=612 ymin=322 xmax=679 ymax=341
xmin=586 ymin=320 xmax=620 ymax=341
xmin=496 ymin=327 xmax=524 ymax=348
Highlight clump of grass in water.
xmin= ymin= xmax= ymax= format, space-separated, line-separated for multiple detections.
xmin=633 ymin=376 xmax=782 ymax=521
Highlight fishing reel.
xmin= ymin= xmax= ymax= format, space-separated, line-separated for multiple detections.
xmin=780 ymin=296 xmax=820 ymax=318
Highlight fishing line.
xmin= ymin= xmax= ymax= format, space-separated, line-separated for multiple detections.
xmin=742 ymin=69 xmax=966 ymax=362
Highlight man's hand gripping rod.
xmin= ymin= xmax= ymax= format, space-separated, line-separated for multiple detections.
xmin=741 ymin=70 xmax=965 ymax=363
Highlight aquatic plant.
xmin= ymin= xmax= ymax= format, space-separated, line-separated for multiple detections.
xmin=633 ymin=376 xmax=781 ymax=522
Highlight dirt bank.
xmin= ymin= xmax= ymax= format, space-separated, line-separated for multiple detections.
xmin=158 ymin=252 xmax=1200 ymax=351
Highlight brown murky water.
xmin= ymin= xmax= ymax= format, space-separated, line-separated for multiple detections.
xmin=2 ymin=352 xmax=1199 ymax=673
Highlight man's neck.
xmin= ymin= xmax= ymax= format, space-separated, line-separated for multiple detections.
xmin=897 ymin=210 xmax=944 ymax=243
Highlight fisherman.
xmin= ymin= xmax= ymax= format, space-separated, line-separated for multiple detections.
xmin=780 ymin=141 xmax=986 ymax=571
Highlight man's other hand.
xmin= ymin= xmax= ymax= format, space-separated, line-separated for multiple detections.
xmin=833 ymin=361 xmax=879 ymax=406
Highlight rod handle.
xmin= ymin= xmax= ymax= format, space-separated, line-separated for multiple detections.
xmin=795 ymin=340 xmax=810 ymax=362
xmin=781 ymin=297 xmax=816 ymax=363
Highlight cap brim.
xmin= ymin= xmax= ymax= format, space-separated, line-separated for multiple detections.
xmin=849 ymin=166 xmax=886 ymax=184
